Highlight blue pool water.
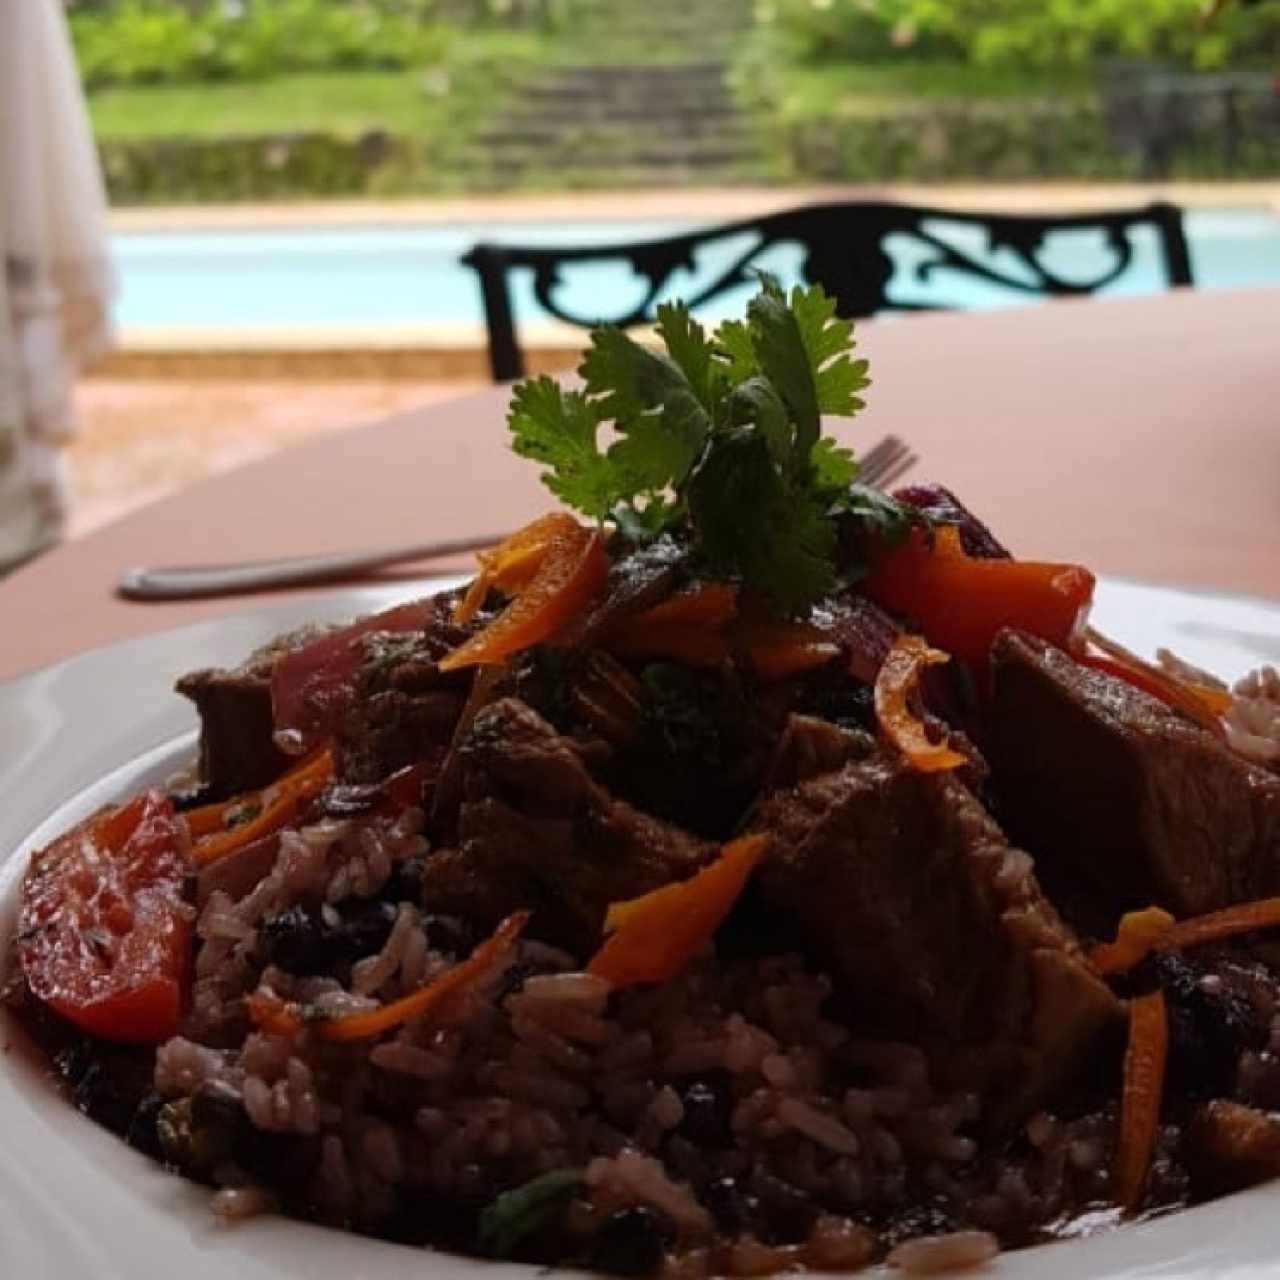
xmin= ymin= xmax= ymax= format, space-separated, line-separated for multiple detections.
xmin=111 ymin=208 xmax=1280 ymax=333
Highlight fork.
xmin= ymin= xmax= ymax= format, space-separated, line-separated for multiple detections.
xmin=117 ymin=434 xmax=918 ymax=601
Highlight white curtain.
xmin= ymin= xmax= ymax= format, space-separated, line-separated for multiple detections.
xmin=0 ymin=0 xmax=115 ymax=570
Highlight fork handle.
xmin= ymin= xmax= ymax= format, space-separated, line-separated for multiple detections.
xmin=117 ymin=533 xmax=506 ymax=601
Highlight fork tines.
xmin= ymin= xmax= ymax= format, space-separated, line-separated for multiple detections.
xmin=858 ymin=434 xmax=918 ymax=492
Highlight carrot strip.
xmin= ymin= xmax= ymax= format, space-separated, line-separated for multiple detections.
xmin=189 ymin=749 xmax=334 ymax=868
xmin=317 ymin=911 xmax=530 ymax=1043
xmin=453 ymin=513 xmax=578 ymax=626
xmin=1114 ymin=990 xmax=1169 ymax=1213
xmin=1089 ymin=907 xmax=1176 ymax=976
xmin=635 ymin=582 xmax=738 ymax=629
xmin=246 ymin=990 xmax=303 ymax=1039
xmin=1083 ymin=628 xmax=1228 ymax=740
xmin=873 ymin=634 xmax=968 ymax=773
xmin=734 ymin=619 xmax=842 ymax=683
xmin=441 ymin=526 xmax=608 ymax=672
xmin=1165 ymin=897 xmax=1280 ymax=953
xmin=588 ymin=835 xmax=769 ymax=987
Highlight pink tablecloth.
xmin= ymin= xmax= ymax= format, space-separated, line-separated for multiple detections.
xmin=2 ymin=287 xmax=1277 ymax=682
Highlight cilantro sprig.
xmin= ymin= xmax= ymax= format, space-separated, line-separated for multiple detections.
xmin=507 ymin=277 xmax=910 ymax=612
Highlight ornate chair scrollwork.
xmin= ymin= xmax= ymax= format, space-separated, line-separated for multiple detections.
xmin=462 ymin=200 xmax=1193 ymax=382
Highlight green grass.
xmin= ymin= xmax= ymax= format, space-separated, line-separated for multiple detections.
xmin=730 ymin=32 xmax=1098 ymax=124
xmin=779 ymin=59 xmax=1093 ymax=114
xmin=87 ymin=31 xmax=552 ymax=141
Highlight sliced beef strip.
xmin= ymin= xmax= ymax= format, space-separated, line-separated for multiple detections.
xmin=751 ymin=751 xmax=1120 ymax=1121
xmin=987 ymin=629 xmax=1280 ymax=924
xmin=176 ymin=624 xmax=330 ymax=796
xmin=420 ymin=698 xmax=714 ymax=955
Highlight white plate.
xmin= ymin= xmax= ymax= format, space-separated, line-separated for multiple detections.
xmin=1 ymin=575 xmax=1278 ymax=1280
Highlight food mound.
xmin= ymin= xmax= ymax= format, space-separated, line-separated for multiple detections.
xmin=7 ymin=282 xmax=1280 ymax=1278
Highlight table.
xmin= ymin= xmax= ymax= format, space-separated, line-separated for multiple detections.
xmin=1 ymin=287 xmax=1277 ymax=683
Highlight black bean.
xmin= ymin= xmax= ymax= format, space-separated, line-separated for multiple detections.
xmin=1151 ymin=953 xmax=1265 ymax=1099
xmin=883 ymin=1200 xmax=963 ymax=1249
xmin=704 ymin=1175 xmax=758 ymax=1235
xmin=336 ymin=899 xmax=400 ymax=959
xmin=190 ymin=1079 xmax=245 ymax=1132
xmin=67 ymin=1051 xmax=153 ymax=1137
xmin=234 ymin=1128 xmax=322 ymax=1191
xmin=259 ymin=905 xmax=328 ymax=973
xmin=383 ymin=855 xmax=428 ymax=906
xmin=260 ymin=901 xmax=399 ymax=975
xmin=676 ymin=1072 xmax=733 ymax=1148
xmin=589 ymin=1207 xmax=674 ymax=1276
xmin=750 ymin=1172 xmax=818 ymax=1245
xmin=422 ymin=913 xmax=475 ymax=958
xmin=125 ymin=1091 xmax=167 ymax=1160
xmin=494 ymin=962 xmax=538 ymax=1002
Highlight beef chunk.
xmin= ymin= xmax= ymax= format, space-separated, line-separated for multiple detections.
xmin=337 ymin=688 xmax=464 ymax=785
xmin=420 ymin=699 xmax=713 ymax=953
xmin=752 ymin=751 xmax=1119 ymax=1119
xmin=176 ymin=625 xmax=326 ymax=795
xmin=1184 ymin=1101 xmax=1280 ymax=1198
xmin=762 ymin=714 xmax=874 ymax=791
xmin=335 ymin=611 xmax=474 ymax=784
xmin=988 ymin=630 xmax=1280 ymax=923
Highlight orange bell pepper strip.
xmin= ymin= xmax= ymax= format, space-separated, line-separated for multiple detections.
xmin=1114 ymin=990 xmax=1169 ymax=1213
xmin=187 ymin=749 xmax=334 ymax=868
xmin=453 ymin=513 xmax=579 ymax=626
xmin=873 ymin=634 xmax=968 ymax=773
xmin=440 ymin=524 xmax=609 ymax=672
xmin=863 ymin=525 xmax=1095 ymax=667
xmin=1089 ymin=907 xmax=1176 ymax=976
xmin=588 ymin=834 xmax=769 ymax=987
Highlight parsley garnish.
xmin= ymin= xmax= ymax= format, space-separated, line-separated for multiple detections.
xmin=508 ymin=277 xmax=909 ymax=613
xmin=477 ymin=1168 xmax=583 ymax=1258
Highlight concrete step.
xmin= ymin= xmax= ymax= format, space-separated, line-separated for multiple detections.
xmin=453 ymin=142 xmax=758 ymax=176
xmin=511 ymin=101 xmax=741 ymax=124
xmin=478 ymin=119 xmax=754 ymax=148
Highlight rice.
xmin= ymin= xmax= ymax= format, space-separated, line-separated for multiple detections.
xmin=888 ymin=1231 xmax=1000 ymax=1273
xmin=1225 ymin=666 xmax=1280 ymax=764
xmin=1159 ymin=652 xmax=1280 ymax=765
xmin=146 ymin=803 xmax=1140 ymax=1273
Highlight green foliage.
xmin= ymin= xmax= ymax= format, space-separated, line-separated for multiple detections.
xmin=71 ymin=0 xmax=451 ymax=88
xmin=760 ymin=0 xmax=1280 ymax=70
xmin=506 ymin=279 xmax=908 ymax=613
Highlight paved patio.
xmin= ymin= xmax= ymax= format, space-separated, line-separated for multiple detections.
xmin=67 ymin=378 xmax=478 ymax=538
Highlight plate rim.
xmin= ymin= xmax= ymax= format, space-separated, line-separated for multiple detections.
xmin=2 ymin=573 xmax=1280 ymax=1280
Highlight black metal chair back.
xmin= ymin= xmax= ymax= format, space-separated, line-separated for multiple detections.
xmin=462 ymin=200 xmax=1193 ymax=382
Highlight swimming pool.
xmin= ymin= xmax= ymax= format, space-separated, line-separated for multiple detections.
xmin=111 ymin=208 xmax=1280 ymax=335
